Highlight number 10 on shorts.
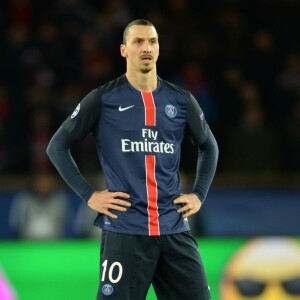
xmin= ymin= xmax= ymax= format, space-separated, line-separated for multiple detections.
xmin=101 ymin=260 xmax=123 ymax=284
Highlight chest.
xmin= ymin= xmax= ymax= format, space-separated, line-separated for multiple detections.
xmin=99 ymin=86 xmax=188 ymax=139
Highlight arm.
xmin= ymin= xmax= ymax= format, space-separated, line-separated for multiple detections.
xmin=46 ymin=89 xmax=100 ymax=202
xmin=46 ymin=125 xmax=95 ymax=202
xmin=174 ymin=94 xmax=219 ymax=218
xmin=192 ymin=130 xmax=219 ymax=202
xmin=47 ymin=89 xmax=131 ymax=217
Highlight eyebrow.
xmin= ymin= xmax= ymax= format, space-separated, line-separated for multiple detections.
xmin=132 ymin=37 xmax=158 ymax=41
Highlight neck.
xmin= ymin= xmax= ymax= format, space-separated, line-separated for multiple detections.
xmin=126 ymin=67 xmax=157 ymax=92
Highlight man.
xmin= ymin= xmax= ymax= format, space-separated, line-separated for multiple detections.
xmin=47 ymin=19 xmax=218 ymax=300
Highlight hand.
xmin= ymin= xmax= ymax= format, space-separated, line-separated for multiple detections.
xmin=87 ymin=190 xmax=131 ymax=219
xmin=173 ymin=193 xmax=202 ymax=218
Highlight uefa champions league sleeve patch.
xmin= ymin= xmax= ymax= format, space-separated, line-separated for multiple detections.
xmin=200 ymin=111 xmax=205 ymax=121
xmin=165 ymin=104 xmax=177 ymax=118
xmin=102 ymin=283 xmax=114 ymax=296
xmin=71 ymin=103 xmax=80 ymax=118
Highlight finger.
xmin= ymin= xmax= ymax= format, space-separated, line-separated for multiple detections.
xmin=112 ymin=192 xmax=130 ymax=198
xmin=173 ymin=198 xmax=186 ymax=205
xmin=113 ymin=199 xmax=132 ymax=207
xmin=177 ymin=205 xmax=190 ymax=213
xmin=104 ymin=211 xmax=118 ymax=219
xmin=108 ymin=204 xmax=128 ymax=212
xmin=182 ymin=210 xmax=194 ymax=218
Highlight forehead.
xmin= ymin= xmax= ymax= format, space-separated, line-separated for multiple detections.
xmin=127 ymin=25 xmax=158 ymax=40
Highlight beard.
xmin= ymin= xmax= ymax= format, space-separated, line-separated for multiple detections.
xmin=139 ymin=63 xmax=154 ymax=74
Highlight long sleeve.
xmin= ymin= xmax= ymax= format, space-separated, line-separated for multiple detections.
xmin=47 ymin=89 xmax=101 ymax=202
xmin=186 ymin=94 xmax=219 ymax=203
xmin=47 ymin=126 xmax=95 ymax=202
xmin=192 ymin=130 xmax=218 ymax=202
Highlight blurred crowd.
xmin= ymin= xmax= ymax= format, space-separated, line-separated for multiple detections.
xmin=1 ymin=0 xmax=300 ymax=176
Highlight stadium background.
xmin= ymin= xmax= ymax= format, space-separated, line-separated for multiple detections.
xmin=0 ymin=0 xmax=300 ymax=299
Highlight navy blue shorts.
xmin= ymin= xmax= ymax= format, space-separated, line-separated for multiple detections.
xmin=97 ymin=231 xmax=211 ymax=300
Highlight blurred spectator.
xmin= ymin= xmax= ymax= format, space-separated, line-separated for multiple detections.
xmin=218 ymin=65 xmax=244 ymax=128
xmin=73 ymin=203 xmax=99 ymax=238
xmin=179 ymin=171 xmax=207 ymax=237
xmin=57 ymin=82 xmax=84 ymax=119
xmin=214 ymin=6 xmax=246 ymax=64
xmin=276 ymin=52 xmax=300 ymax=124
xmin=105 ymin=0 xmax=133 ymax=29
xmin=3 ymin=25 xmax=32 ymax=172
xmin=80 ymin=30 xmax=113 ymax=88
xmin=8 ymin=0 xmax=33 ymax=30
xmin=29 ymin=110 xmax=53 ymax=171
xmin=223 ymin=82 xmax=280 ymax=172
xmin=279 ymin=53 xmax=300 ymax=96
xmin=244 ymin=29 xmax=281 ymax=124
xmin=72 ymin=173 xmax=105 ymax=238
xmin=9 ymin=172 xmax=69 ymax=239
xmin=0 ymin=85 xmax=10 ymax=172
xmin=285 ymin=100 xmax=300 ymax=171
xmin=179 ymin=62 xmax=219 ymax=128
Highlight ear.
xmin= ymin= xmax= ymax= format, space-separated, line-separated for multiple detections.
xmin=120 ymin=44 xmax=127 ymax=58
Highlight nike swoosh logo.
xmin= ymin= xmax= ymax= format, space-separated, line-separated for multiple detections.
xmin=118 ymin=105 xmax=135 ymax=112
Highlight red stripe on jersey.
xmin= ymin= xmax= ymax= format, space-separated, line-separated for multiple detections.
xmin=145 ymin=155 xmax=160 ymax=236
xmin=141 ymin=92 xmax=156 ymax=126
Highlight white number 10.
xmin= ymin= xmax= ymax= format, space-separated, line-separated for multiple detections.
xmin=101 ymin=260 xmax=123 ymax=283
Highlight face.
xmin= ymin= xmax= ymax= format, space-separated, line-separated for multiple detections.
xmin=120 ymin=25 xmax=159 ymax=74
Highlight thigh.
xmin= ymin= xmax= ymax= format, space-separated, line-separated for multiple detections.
xmin=153 ymin=232 xmax=211 ymax=300
xmin=96 ymin=231 xmax=160 ymax=300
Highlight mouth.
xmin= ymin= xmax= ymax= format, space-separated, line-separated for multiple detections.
xmin=140 ymin=56 xmax=153 ymax=63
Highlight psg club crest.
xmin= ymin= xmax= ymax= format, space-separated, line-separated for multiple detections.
xmin=165 ymin=104 xmax=177 ymax=118
xmin=102 ymin=283 xmax=114 ymax=296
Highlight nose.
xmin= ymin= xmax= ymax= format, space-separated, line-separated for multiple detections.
xmin=142 ymin=41 xmax=152 ymax=52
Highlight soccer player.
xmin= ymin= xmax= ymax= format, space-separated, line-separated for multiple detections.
xmin=47 ymin=19 xmax=218 ymax=300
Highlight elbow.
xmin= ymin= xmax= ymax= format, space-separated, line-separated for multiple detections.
xmin=213 ymin=135 xmax=219 ymax=159
xmin=210 ymin=131 xmax=219 ymax=164
xmin=46 ymin=132 xmax=63 ymax=161
xmin=198 ymin=130 xmax=219 ymax=164
xmin=46 ymin=139 xmax=55 ymax=160
xmin=202 ymin=130 xmax=219 ymax=154
xmin=46 ymin=127 xmax=69 ymax=160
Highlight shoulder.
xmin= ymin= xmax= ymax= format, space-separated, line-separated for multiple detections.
xmin=95 ymin=74 xmax=128 ymax=97
xmin=159 ymin=77 xmax=191 ymax=98
xmin=79 ymin=75 xmax=127 ymax=107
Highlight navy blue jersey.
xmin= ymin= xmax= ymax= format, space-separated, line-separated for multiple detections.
xmin=50 ymin=74 xmax=214 ymax=236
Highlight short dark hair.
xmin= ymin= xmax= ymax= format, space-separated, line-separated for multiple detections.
xmin=123 ymin=19 xmax=155 ymax=44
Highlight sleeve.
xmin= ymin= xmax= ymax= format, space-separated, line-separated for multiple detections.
xmin=186 ymin=93 xmax=219 ymax=203
xmin=46 ymin=89 xmax=101 ymax=202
